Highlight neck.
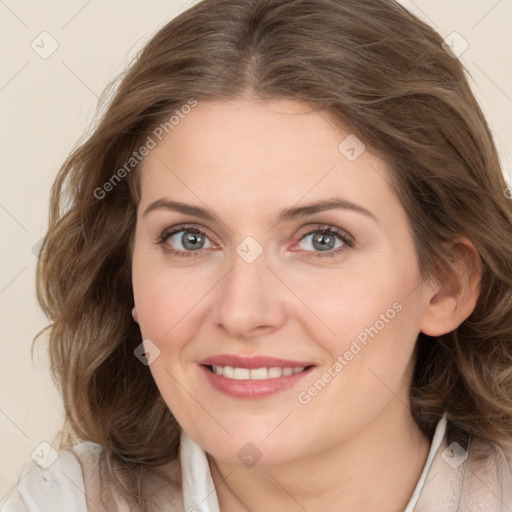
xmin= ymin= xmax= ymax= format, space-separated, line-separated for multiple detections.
xmin=208 ymin=401 xmax=431 ymax=512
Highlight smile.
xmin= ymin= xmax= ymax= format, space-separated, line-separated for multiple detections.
xmin=198 ymin=355 xmax=316 ymax=398
xmin=208 ymin=365 xmax=307 ymax=379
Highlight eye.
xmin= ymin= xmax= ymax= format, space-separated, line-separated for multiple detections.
xmin=294 ymin=225 xmax=353 ymax=257
xmin=156 ymin=224 xmax=353 ymax=258
xmin=158 ymin=225 xmax=215 ymax=256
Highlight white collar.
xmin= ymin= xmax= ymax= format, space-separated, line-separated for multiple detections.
xmin=404 ymin=413 xmax=447 ymax=510
xmin=180 ymin=429 xmax=221 ymax=512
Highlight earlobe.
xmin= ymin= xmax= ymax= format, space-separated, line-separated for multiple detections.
xmin=420 ymin=238 xmax=482 ymax=337
xmin=132 ymin=306 xmax=139 ymax=324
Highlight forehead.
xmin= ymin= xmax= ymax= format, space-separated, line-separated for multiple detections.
xmin=139 ymin=98 xmax=394 ymax=219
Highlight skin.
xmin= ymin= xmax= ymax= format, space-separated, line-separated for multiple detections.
xmin=131 ymin=98 xmax=481 ymax=511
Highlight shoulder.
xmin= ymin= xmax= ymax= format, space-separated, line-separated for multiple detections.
xmin=460 ymin=437 xmax=512 ymax=510
xmin=2 ymin=441 xmax=184 ymax=512
xmin=1 ymin=441 xmax=101 ymax=512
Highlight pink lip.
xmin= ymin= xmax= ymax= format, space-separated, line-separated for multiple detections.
xmin=199 ymin=354 xmax=315 ymax=369
xmin=198 ymin=356 xmax=316 ymax=399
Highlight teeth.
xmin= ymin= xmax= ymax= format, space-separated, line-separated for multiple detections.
xmin=250 ymin=367 xmax=269 ymax=380
xmin=234 ymin=368 xmax=250 ymax=380
xmin=222 ymin=366 xmax=234 ymax=378
xmin=211 ymin=365 xmax=305 ymax=380
xmin=268 ymin=367 xmax=282 ymax=378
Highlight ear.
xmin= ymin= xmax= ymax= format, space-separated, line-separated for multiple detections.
xmin=420 ymin=238 xmax=482 ymax=337
xmin=132 ymin=306 xmax=139 ymax=324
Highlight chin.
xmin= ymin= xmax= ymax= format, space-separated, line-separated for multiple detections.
xmin=194 ymin=425 xmax=309 ymax=468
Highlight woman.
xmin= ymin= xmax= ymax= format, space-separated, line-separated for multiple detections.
xmin=3 ymin=0 xmax=512 ymax=510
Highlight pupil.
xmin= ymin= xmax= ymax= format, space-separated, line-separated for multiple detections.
xmin=183 ymin=232 xmax=204 ymax=251
xmin=313 ymin=233 xmax=334 ymax=251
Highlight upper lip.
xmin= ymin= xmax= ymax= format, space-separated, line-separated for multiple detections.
xmin=199 ymin=355 xmax=315 ymax=369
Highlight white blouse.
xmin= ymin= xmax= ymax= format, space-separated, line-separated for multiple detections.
xmin=2 ymin=414 xmax=511 ymax=511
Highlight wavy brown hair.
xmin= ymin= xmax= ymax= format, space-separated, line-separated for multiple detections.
xmin=36 ymin=0 xmax=512 ymax=509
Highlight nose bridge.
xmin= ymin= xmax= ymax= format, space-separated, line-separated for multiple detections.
xmin=213 ymin=246 xmax=286 ymax=337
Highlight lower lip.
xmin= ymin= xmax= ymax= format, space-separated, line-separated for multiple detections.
xmin=199 ymin=365 xmax=315 ymax=399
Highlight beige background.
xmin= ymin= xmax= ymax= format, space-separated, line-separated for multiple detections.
xmin=1 ymin=0 xmax=511 ymax=499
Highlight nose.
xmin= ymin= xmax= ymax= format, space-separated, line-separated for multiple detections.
xmin=212 ymin=250 xmax=287 ymax=339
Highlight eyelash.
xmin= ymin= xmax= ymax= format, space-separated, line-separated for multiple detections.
xmin=156 ymin=224 xmax=354 ymax=259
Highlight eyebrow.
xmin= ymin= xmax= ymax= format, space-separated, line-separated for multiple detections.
xmin=143 ymin=198 xmax=377 ymax=223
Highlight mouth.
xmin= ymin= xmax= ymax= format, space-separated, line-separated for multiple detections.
xmin=202 ymin=364 xmax=314 ymax=380
xmin=198 ymin=357 xmax=316 ymax=399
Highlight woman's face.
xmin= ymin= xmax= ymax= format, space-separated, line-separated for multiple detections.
xmin=132 ymin=98 xmax=433 ymax=465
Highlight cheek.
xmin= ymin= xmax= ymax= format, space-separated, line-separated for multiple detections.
xmin=289 ymin=256 xmax=422 ymax=355
xmin=294 ymin=282 xmax=422 ymax=440
xmin=133 ymin=271 xmax=208 ymax=345
xmin=303 ymin=270 xmax=422 ymax=404
xmin=291 ymin=256 xmax=424 ymax=420
xmin=131 ymin=254 xmax=209 ymax=414
xmin=131 ymin=235 xmax=214 ymax=342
